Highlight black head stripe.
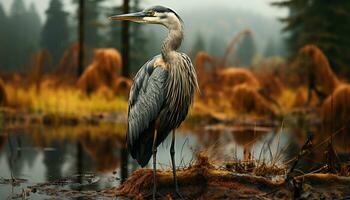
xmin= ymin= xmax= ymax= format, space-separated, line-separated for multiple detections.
xmin=145 ymin=5 xmax=183 ymax=23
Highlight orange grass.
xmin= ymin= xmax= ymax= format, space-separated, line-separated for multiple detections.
xmin=322 ymin=85 xmax=350 ymax=136
xmin=216 ymin=68 xmax=260 ymax=90
xmin=231 ymin=84 xmax=276 ymax=116
xmin=77 ymin=48 xmax=123 ymax=94
xmin=0 ymin=78 xmax=7 ymax=106
xmin=56 ymin=43 xmax=83 ymax=82
xmin=298 ymin=44 xmax=340 ymax=96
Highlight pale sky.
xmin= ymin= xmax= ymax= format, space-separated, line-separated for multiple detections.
xmin=1 ymin=0 xmax=287 ymax=23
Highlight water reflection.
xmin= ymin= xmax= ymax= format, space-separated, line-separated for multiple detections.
xmin=0 ymin=124 xmax=198 ymax=198
xmin=0 ymin=120 xmax=349 ymax=199
xmin=199 ymin=124 xmax=288 ymax=163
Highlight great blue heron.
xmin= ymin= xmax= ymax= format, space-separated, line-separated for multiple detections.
xmin=109 ymin=5 xmax=198 ymax=199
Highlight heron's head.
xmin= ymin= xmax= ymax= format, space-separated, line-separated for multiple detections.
xmin=109 ymin=5 xmax=183 ymax=29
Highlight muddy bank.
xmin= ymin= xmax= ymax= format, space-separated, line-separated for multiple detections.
xmin=2 ymin=155 xmax=350 ymax=199
xmin=106 ymin=156 xmax=350 ymax=199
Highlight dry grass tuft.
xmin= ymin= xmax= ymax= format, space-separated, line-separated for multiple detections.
xmin=113 ymin=154 xmax=289 ymax=199
xmin=322 ymin=85 xmax=350 ymax=136
xmin=291 ymin=88 xmax=308 ymax=108
xmin=256 ymin=73 xmax=283 ymax=99
xmin=298 ymin=44 xmax=340 ymax=96
xmin=231 ymin=84 xmax=276 ymax=116
xmin=114 ymin=77 xmax=132 ymax=97
xmin=29 ymin=49 xmax=53 ymax=91
xmin=0 ymin=78 xmax=7 ymax=106
xmin=29 ymin=49 xmax=53 ymax=74
xmin=216 ymin=68 xmax=260 ymax=90
xmin=225 ymin=160 xmax=285 ymax=178
xmin=56 ymin=43 xmax=81 ymax=82
xmin=77 ymin=48 xmax=122 ymax=94
xmin=194 ymin=51 xmax=216 ymax=90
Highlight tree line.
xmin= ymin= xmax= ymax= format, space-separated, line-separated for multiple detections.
xmin=273 ymin=0 xmax=350 ymax=77
xmin=0 ymin=0 xmax=150 ymax=75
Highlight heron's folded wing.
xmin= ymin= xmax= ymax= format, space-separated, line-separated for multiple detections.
xmin=127 ymin=62 xmax=168 ymax=161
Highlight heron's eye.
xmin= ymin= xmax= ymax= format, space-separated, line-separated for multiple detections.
xmin=147 ymin=10 xmax=155 ymax=16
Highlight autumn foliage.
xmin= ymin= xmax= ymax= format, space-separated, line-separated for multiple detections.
xmin=298 ymin=45 xmax=340 ymax=96
xmin=297 ymin=45 xmax=350 ymax=137
xmin=322 ymin=85 xmax=350 ymax=136
xmin=231 ymin=85 xmax=275 ymax=116
xmin=29 ymin=49 xmax=53 ymax=91
xmin=0 ymin=78 xmax=7 ymax=106
xmin=77 ymin=48 xmax=123 ymax=94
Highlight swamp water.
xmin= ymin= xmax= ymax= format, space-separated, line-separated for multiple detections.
xmin=0 ymin=119 xmax=349 ymax=199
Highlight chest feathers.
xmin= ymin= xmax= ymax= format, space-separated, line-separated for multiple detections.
xmin=161 ymin=53 xmax=198 ymax=129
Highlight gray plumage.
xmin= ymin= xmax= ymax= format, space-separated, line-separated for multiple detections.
xmin=127 ymin=52 xmax=198 ymax=166
xmin=109 ymin=5 xmax=197 ymax=197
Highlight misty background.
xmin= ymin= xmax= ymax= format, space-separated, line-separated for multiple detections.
xmin=0 ymin=0 xmax=288 ymax=74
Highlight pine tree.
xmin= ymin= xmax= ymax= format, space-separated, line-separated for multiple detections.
xmin=273 ymin=0 xmax=350 ymax=76
xmin=86 ymin=0 xmax=103 ymax=47
xmin=236 ymin=33 xmax=257 ymax=66
xmin=24 ymin=3 xmax=41 ymax=65
xmin=106 ymin=0 xmax=150 ymax=74
xmin=26 ymin=3 xmax=41 ymax=44
xmin=73 ymin=0 xmax=105 ymax=48
xmin=0 ymin=1 xmax=41 ymax=72
xmin=7 ymin=0 xmax=27 ymax=71
xmin=107 ymin=5 xmax=123 ymax=50
xmin=0 ymin=3 xmax=8 ymax=69
xmin=41 ymin=0 xmax=70 ymax=64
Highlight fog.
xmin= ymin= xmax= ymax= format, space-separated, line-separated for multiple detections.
xmin=1 ymin=0 xmax=287 ymax=23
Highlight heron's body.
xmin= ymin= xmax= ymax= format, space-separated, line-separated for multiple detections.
xmin=127 ymin=52 xmax=197 ymax=166
xmin=110 ymin=5 xmax=198 ymax=198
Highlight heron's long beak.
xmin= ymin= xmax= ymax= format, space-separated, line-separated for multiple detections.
xmin=109 ymin=11 xmax=148 ymax=22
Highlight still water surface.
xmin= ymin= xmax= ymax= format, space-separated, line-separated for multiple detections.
xmin=0 ymin=121 xmax=349 ymax=199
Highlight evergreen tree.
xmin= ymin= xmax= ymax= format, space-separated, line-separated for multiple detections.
xmin=107 ymin=5 xmax=122 ymax=50
xmin=86 ymin=0 xmax=104 ymax=47
xmin=10 ymin=0 xmax=26 ymax=16
xmin=26 ymin=3 xmax=41 ymax=44
xmin=73 ymin=0 xmax=105 ymax=48
xmin=273 ymin=0 xmax=350 ymax=76
xmin=7 ymin=0 xmax=27 ymax=71
xmin=0 ymin=3 xmax=8 ymax=69
xmin=0 ymin=1 xmax=41 ymax=72
xmin=107 ymin=0 xmax=150 ymax=74
xmin=236 ymin=33 xmax=257 ymax=66
xmin=41 ymin=0 xmax=70 ymax=64
xmin=24 ymin=3 xmax=41 ymax=65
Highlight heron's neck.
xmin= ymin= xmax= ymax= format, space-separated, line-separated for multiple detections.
xmin=161 ymin=24 xmax=183 ymax=62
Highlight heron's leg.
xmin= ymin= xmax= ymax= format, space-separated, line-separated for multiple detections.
xmin=152 ymin=130 xmax=158 ymax=200
xmin=170 ymin=130 xmax=182 ymax=197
